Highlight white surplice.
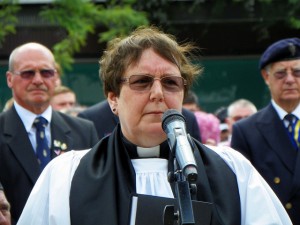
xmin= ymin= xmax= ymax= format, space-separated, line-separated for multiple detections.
xmin=17 ymin=146 xmax=292 ymax=225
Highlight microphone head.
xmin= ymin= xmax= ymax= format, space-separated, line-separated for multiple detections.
xmin=162 ymin=109 xmax=186 ymax=132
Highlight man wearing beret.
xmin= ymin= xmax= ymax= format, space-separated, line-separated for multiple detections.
xmin=231 ymin=37 xmax=300 ymax=225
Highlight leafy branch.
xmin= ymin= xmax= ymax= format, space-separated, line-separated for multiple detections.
xmin=0 ymin=0 xmax=20 ymax=48
xmin=40 ymin=0 xmax=148 ymax=72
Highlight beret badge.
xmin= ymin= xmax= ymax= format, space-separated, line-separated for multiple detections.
xmin=288 ymin=42 xmax=296 ymax=56
xmin=259 ymin=37 xmax=300 ymax=70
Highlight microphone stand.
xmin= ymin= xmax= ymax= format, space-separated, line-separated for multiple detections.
xmin=164 ymin=135 xmax=197 ymax=225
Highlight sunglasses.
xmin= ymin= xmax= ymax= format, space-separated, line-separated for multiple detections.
xmin=13 ymin=69 xmax=57 ymax=79
xmin=271 ymin=69 xmax=300 ymax=79
xmin=121 ymin=74 xmax=187 ymax=92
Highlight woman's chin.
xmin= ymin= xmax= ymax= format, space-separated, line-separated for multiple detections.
xmin=145 ymin=124 xmax=165 ymax=135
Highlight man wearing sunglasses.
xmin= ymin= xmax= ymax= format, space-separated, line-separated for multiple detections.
xmin=0 ymin=42 xmax=98 ymax=224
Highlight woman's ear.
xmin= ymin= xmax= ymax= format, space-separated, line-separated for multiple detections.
xmin=107 ymin=92 xmax=118 ymax=114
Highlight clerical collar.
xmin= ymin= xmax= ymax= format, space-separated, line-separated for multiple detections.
xmin=121 ymin=134 xmax=169 ymax=159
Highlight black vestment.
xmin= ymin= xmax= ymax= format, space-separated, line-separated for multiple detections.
xmin=70 ymin=125 xmax=241 ymax=225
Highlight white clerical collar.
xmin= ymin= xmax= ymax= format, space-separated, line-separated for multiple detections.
xmin=136 ymin=145 xmax=160 ymax=158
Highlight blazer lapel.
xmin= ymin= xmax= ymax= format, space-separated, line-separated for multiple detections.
xmin=291 ymin=150 xmax=300 ymax=196
xmin=4 ymin=107 xmax=40 ymax=183
xmin=256 ymin=104 xmax=297 ymax=173
xmin=50 ymin=111 xmax=72 ymax=158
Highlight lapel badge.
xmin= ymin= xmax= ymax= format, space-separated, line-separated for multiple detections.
xmin=53 ymin=139 xmax=68 ymax=155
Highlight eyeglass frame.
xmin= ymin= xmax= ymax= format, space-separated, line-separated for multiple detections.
xmin=266 ymin=66 xmax=300 ymax=80
xmin=120 ymin=74 xmax=187 ymax=92
xmin=11 ymin=69 xmax=57 ymax=79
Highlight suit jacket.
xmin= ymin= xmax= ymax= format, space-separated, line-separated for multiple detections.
xmin=0 ymin=106 xmax=98 ymax=224
xmin=78 ymin=100 xmax=202 ymax=141
xmin=231 ymin=103 xmax=300 ymax=225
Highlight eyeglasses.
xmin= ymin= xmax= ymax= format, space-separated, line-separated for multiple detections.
xmin=120 ymin=74 xmax=187 ymax=92
xmin=12 ymin=69 xmax=57 ymax=79
xmin=272 ymin=69 xmax=300 ymax=79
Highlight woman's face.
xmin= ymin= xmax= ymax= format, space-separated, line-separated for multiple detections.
xmin=108 ymin=48 xmax=184 ymax=147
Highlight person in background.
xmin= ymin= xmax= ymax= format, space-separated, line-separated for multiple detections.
xmin=2 ymin=98 xmax=14 ymax=112
xmin=54 ymin=62 xmax=62 ymax=87
xmin=64 ymin=105 xmax=87 ymax=117
xmin=0 ymin=183 xmax=11 ymax=225
xmin=50 ymin=85 xmax=77 ymax=112
xmin=77 ymin=99 xmax=118 ymax=138
xmin=183 ymin=90 xmax=220 ymax=145
xmin=231 ymin=37 xmax=300 ymax=225
xmin=227 ymin=99 xmax=257 ymax=130
xmin=219 ymin=98 xmax=257 ymax=146
xmin=18 ymin=26 xmax=291 ymax=225
xmin=182 ymin=90 xmax=200 ymax=112
xmin=214 ymin=106 xmax=230 ymax=143
xmin=0 ymin=42 xmax=98 ymax=224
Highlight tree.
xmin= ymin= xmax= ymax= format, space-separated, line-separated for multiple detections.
xmin=1 ymin=0 xmax=299 ymax=70
xmin=40 ymin=0 xmax=148 ymax=71
xmin=0 ymin=0 xmax=20 ymax=48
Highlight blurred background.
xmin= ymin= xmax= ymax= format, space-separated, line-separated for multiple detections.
xmin=0 ymin=0 xmax=299 ymax=112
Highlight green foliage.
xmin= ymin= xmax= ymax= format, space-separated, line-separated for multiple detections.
xmin=96 ymin=5 xmax=148 ymax=42
xmin=252 ymin=0 xmax=300 ymax=40
xmin=0 ymin=0 xmax=20 ymax=47
xmin=187 ymin=0 xmax=300 ymax=41
xmin=40 ymin=0 xmax=104 ymax=71
xmin=286 ymin=0 xmax=300 ymax=29
xmin=40 ymin=0 xmax=148 ymax=72
xmin=0 ymin=0 xmax=299 ymax=72
xmin=290 ymin=17 xmax=300 ymax=29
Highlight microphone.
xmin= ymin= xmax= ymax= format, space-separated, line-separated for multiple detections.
xmin=162 ymin=109 xmax=198 ymax=182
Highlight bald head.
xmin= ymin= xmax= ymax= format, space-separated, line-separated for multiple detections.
xmin=6 ymin=42 xmax=58 ymax=114
xmin=8 ymin=43 xmax=55 ymax=72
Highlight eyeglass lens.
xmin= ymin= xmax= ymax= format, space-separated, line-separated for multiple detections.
xmin=126 ymin=75 xmax=186 ymax=92
xmin=273 ymin=69 xmax=300 ymax=79
xmin=14 ymin=69 xmax=56 ymax=79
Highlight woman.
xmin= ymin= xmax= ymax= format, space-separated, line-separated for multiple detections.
xmin=17 ymin=26 xmax=291 ymax=225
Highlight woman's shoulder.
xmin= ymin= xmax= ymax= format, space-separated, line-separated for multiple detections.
xmin=200 ymin=143 xmax=253 ymax=172
xmin=46 ymin=149 xmax=91 ymax=174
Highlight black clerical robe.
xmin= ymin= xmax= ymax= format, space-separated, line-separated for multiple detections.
xmin=70 ymin=125 xmax=241 ymax=225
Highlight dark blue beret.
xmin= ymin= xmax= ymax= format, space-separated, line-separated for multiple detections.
xmin=259 ymin=37 xmax=300 ymax=70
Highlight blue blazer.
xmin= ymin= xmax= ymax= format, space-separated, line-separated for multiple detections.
xmin=231 ymin=103 xmax=300 ymax=225
xmin=78 ymin=100 xmax=202 ymax=142
xmin=0 ymin=106 xmax=98 ymax=224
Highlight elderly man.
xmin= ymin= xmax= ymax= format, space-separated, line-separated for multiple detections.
xmin=219 ymin=99 xmax=257 ymax=146
xmin=231 ymin=37 xmax=300 ymax=225
xmin=0 ymin=42 xmax=98 ymax=224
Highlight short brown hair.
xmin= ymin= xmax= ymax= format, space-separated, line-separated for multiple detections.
xmin=100 ymin=26 xmax=203 ymax=97
xmin=53 ymin=85 xmax=74 ymax=97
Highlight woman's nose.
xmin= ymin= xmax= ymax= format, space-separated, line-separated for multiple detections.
xmin=149 ymin=80 xmax=164 ymax=101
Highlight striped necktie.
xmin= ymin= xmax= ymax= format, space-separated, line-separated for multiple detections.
xmin=33 ymin=116 xmax=51 ymax=170
xmin=284 ymin=114 xmax=300 ymax=150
